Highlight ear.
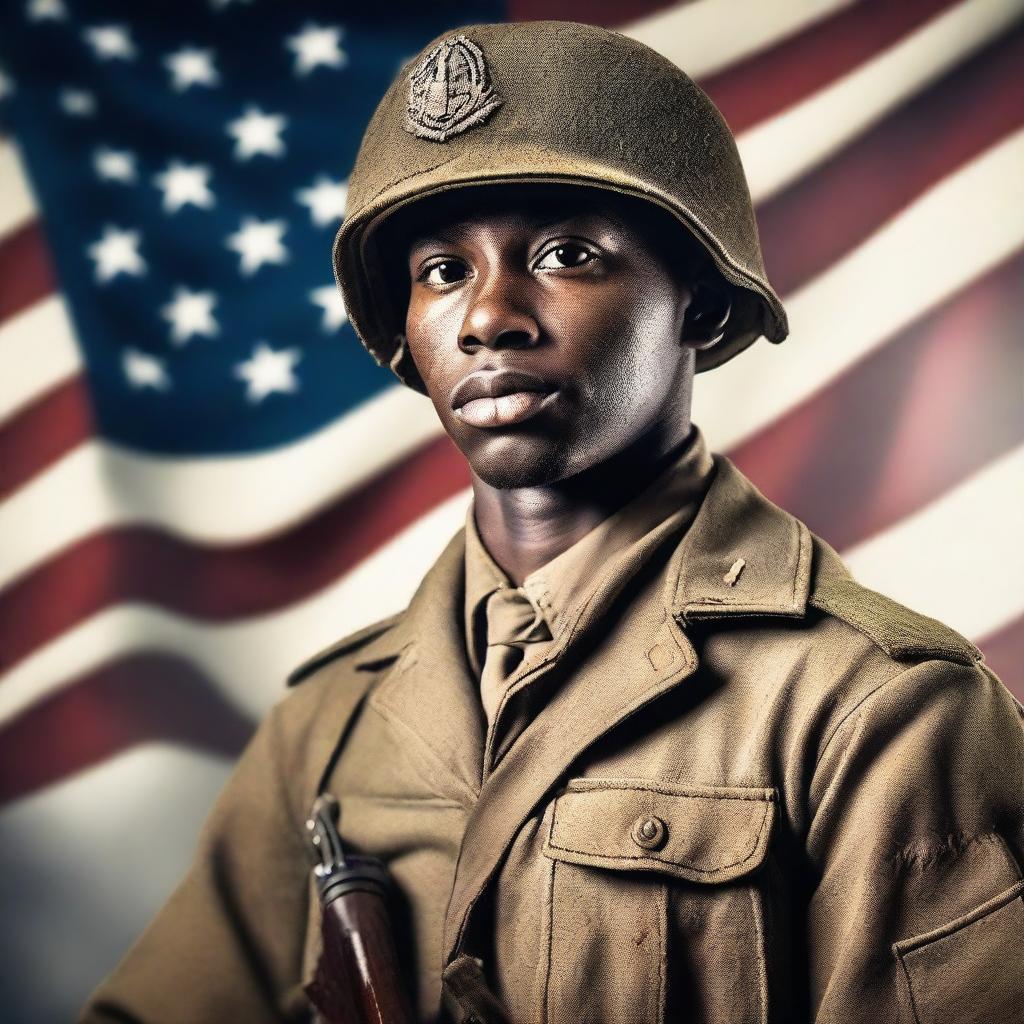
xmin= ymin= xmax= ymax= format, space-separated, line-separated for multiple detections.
xmin=681 ymin=281 xmax=732 ymax=352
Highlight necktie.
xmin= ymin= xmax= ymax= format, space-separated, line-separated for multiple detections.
xmin=479 ymin=586 xmax=552 ymax=726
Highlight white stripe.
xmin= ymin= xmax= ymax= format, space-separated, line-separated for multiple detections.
xmin=625 ymin=0 xmax=855 ymax=79
xmin=0 ymin=489 xmax=472 ymax=726
xmin=739 ymin=0 xmax=1024 ymax=203
xmin=0 ymin=384 xmax=445 ymax=588
xmin=0 ymin=138 xmax=35 ymax=241
xmin=0 ymin=295 xmax=82 ymax=423
xmin=695 ymin=128 xmax=1024 ymax=453
xmin=0 ymin=745 xmax=232 ymax=1020
xmin=843 ymin=444 xmax=1024 ymax=641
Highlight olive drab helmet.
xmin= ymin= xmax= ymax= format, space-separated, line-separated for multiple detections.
xmin=333 ymin=20 xmax=788 ymax=392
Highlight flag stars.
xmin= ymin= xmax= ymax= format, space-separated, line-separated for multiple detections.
xmin=123 ymin=348 xmax=170 ymax=391
xmin=234 ymin=343 xmax=301 ymax=402
xmin=94 ymin=146 xmax=137 ymax=184
xmin=60 ymin=88 xmax=97 ymax=116
xmin=88 ymin=226 xmax=146 ymax=282
xmin=296 ymin=175 xmax=347 ymax=227
xmin=286 ymin=24 xmax=347 ymax=76
xmin=310 ymin=285 xmax=347 ymax=332
xmin=165 ymin=46 xmax=220 ymax=91
xmin=26 ymin=0 xmax=67 ymax=21
xmin=162 ymin=287 xmax=219 ymax=345
xmin=83 ymin=24 xmax=137 ymax=61
xmin=227 ymin=106 xmax=286 ymax=160
xmin=226 ymin=216 xmax=288 ymax=274
xmin=154 ymin=160 xmax=215 ymax=213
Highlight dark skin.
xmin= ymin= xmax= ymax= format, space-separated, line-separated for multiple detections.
xmin=399 ymin=186 xmax=730 ymax=585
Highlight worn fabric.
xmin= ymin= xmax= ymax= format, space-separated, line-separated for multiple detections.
xmin=333 ymin=20 xmax=789 ymax=391
xmin=81 ymin=453 xmax=1024 ymax=1024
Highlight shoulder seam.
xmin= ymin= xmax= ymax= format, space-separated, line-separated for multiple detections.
xmin=286 ymin=611 xmax=403 ymax=688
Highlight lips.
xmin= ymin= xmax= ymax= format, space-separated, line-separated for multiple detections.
xmin=450 ymin=369 xmax=559 ymax=428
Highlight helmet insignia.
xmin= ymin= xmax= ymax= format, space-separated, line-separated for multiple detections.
xmin=404 ymin=35 xmax=503 ymax=143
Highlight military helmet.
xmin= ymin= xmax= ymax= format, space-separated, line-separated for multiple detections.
xmin=333 ymin=20 xmax=788 ymax=392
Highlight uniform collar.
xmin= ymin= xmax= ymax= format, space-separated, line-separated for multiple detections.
xmin=461 ymin=424 xmax=716 ymax=673
xmin=354 ymin=444 xmax=813 ymax=675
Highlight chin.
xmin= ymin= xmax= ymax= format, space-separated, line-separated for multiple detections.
xmin=467 ymin=436 xmax=572 ymax=490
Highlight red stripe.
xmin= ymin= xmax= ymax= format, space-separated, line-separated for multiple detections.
xmin=0 ymin=377 xmax=94 ymax=500
xmin=730 ymin=249 xmax=1024 ymax=550
xmin=700 ymin=0 xmax=962 ymax=133
xmin=0 ymin=435 xmax=470 ymax=675
xmin=758 ymin=20 xmax=1024 ymax=295
xmin=0 ymin=221 xmax=55 ymax=324
xmin=977 ymin=614 xmax=1024 ymax=703
xmin=0 ymin=653 xmax=254 ymax=805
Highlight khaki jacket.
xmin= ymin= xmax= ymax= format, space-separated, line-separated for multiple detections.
xmin=82 ymin=455 xmax=1024 ymax=1024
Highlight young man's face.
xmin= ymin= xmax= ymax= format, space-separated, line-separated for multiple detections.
xmin=401 ymin=187 xmax=701 ymax=489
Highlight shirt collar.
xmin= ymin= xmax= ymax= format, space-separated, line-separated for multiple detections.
xmin=463 ymin=424 xmax=716 ymax=662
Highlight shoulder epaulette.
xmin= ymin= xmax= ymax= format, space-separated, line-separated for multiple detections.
xmin=286 ymin=611 xmax=404 ymax=688
xmin=809 ymin=571 xmax=981 ymax=667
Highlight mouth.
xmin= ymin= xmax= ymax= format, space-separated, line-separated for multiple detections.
xmin=450 ymin=369 xmax=559 ymax=429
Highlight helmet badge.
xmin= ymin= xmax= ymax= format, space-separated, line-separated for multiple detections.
xmin=404 ymin=35 xmax=503 ymax=143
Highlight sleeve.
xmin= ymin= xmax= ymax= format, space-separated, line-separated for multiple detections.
xmin=79 ymin=701 xmax=315 ymax=1024
xmin=805 ymin=658 xmax=1024 ymax=1024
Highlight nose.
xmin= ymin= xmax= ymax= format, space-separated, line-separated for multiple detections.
xmin=458 ymin=268 xmax=540 ymax=353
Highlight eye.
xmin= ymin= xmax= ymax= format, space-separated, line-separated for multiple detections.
xmin=534 ymin=242 xmax=596 ymax=271
xmin=418 ymin=259 xmax=469 ymax=287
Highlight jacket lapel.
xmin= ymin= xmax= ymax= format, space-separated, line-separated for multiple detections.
xmin=441 ymin=455 xmax=814 ymax=963
xmin=359 ymin=528 xmax=486 ymax=806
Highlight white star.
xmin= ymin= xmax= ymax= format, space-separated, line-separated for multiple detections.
xmin=123 ymin=348 xmax=170 ymax=390
xmin=296 ymin=175 xmax=348 ymax=227
xmin=84 ymin=24 xmax=137 ymax=61
xmin=286 ymin=23 xmax=347 ymax=76
xmin=94 ymin=146 xmax=137 ymax=184
xmin=227 ymin=106 xmax=286 ymax=160
xmin=154 ymin=160 xmax=214 ymax=213
xmin=26 ymin=0 xmax=66 ymax=21
xmin=60 ymin=88 xmax=96 ymax=116
xmin=234 ymin=343 xmax=301 ymax=402
xmin=161 ymin=287 xmax=219 ymax=345
xmin=165 ymin=46 xmax=219 ymax=91
xmin=226 ymin=217 xmax=288 ymax=274
xmin=310 ymin=285 xmax=347 ymax=332
xmin=88 ymin=225 xmax=146 ymax=282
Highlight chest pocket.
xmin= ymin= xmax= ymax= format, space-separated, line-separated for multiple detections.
xmin=540 ymin=778 xmax=777 ymax=1024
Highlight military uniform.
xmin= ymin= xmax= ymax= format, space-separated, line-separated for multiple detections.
xmin=82 ymin=430 xmax=1024 ymax=1022
xmin=82 ymin=19 xmax=1024 ymax=1024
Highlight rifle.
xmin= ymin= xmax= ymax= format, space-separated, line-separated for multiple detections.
xmin=304 ymin=794 xmax=415 ymax=1024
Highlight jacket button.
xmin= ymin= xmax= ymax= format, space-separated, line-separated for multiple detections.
xmin=631 ymin=815 xmax=667 ymax=851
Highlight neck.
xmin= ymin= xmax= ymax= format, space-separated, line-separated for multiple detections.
xmin=471 ymin=419 xmax=697 ymax=585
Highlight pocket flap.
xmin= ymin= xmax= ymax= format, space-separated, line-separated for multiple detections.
xmin=543 ymin=777 xmax=777 ymax=883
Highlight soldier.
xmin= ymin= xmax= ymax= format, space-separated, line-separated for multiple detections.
xmin=83 ymin=21 xmax=1024 ymax=1024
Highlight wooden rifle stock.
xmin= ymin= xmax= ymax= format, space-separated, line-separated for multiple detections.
xmin=305 ymin=794 xmax=415 ymax=1024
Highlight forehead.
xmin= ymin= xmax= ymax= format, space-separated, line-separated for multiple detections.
xmin=390 ymin=183 xmax=661 ymax=247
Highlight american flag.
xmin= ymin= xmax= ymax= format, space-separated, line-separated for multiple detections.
xmin=0 ymin=0 xmax=1021 ymax=1018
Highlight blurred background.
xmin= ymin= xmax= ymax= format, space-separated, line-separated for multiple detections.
xmin=0 ymin=0 xmax=1021 ymax=1019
